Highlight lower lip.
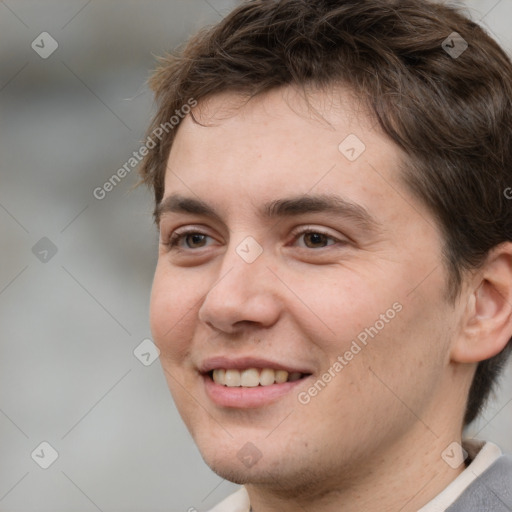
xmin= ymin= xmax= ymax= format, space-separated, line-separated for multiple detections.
xmin=203 ymin=374 xmax=308 ymax=408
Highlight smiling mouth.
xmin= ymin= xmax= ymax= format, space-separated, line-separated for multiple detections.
xmin=208 ymin=368 xmax=311 ymax=387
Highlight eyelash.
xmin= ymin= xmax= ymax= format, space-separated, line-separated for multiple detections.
xmin=164 ymin=226 xmax=345 ymax=251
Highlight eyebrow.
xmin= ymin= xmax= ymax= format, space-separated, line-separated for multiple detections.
xmin=155 ymin=193 xmax=381 ymax=232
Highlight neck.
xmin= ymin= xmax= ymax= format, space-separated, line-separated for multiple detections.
xmin=245 ymin=424 xmax=466 ymax=512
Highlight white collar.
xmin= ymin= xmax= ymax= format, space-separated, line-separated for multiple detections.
xmin=207 ymin=485 xmax=249 ymax=512
xmin=418 ymin=440 xmax=502 ymax=511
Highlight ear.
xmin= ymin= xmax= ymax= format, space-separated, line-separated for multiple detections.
xmin=451 ymin=242 xmax=512 ymax=363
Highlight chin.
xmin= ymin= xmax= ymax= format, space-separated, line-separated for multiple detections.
xmin=206 ymin=462 xmax=255 ymax=485
xmin=205 ymin=452 xmax=336 ymax=501
xmin=195 ymin=440 xmax=275 ymax=485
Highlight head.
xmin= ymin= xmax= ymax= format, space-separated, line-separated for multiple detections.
xmin=140 ymin=0 xmax=512 ymax=495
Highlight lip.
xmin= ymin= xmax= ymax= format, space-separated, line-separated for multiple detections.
xmin=198 ymin=356 xmax=313 ymax=375
xmin=199 ymin=356 xmax=314 ymax=409
xmin=203 ymin=373 xmax=310 ymax=408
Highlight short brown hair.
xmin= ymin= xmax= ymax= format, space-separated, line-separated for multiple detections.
xmin=139 ymin=0 xmax=512 ymax=426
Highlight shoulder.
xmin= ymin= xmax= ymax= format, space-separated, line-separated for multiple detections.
xmin=447 ymin=454 xmax=512 ymax=511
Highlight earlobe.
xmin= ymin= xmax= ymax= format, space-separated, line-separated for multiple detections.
xmin=451 ymin=245 xmax=512 ymax=364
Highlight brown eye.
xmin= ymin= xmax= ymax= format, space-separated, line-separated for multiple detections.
xmin=184 ymin=233 xmax=208 ymax=248
xmin=293 ymin=228 xmax=340 ymax=249
xmin=167 ymin=231 xmax=213 ymax=250
xmin=302 ymin=232 xmax=331 ymax=248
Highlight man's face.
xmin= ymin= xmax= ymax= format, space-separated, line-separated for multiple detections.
xmin=150 ymin=87 xmax=461 ymax=491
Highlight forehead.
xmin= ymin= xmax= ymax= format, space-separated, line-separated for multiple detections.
xmin=163 ymin=86 xmax=404 ymax=220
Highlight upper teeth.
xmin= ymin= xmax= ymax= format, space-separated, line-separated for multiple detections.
xmin=212 ymin=368 xmax=303 ymax=387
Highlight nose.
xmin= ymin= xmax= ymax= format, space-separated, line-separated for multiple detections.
xmin=197 ymin=239 xmax=282 ymax=334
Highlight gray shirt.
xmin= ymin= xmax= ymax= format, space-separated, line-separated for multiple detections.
xmin=447 ymin=455 xmax=512 ymax=511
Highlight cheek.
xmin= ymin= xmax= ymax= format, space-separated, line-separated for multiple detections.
xmin=287 ymin=266 xmax=399 ymax=351
xmin=294 ymin=260 xmax=449 ymax=390
xmin=149 ymin=265 xmax=197 ymax=361
xmin=345 ymin=281 xmax=452 ymax=416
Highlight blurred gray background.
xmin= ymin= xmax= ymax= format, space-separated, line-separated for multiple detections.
xmin=0 ymin=1 xmax=510 ymax=510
